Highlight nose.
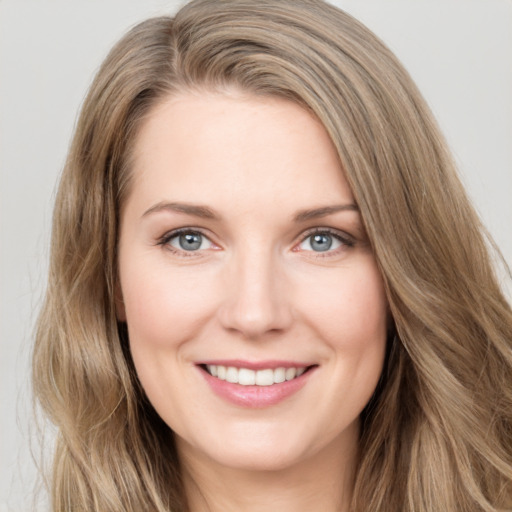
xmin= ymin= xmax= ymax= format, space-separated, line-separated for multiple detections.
xmin=217 ymin=247 xmax=294 ymax=340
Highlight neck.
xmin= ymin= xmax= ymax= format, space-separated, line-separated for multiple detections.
xmin=179 ymin=428 xmax=358 ymax=512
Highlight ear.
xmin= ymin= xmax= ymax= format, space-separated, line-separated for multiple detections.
xmin=115 ymin=280 xmax=127 ymax=322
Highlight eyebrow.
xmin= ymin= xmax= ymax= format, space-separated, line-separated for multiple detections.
xmin=293 ymin=204 xmax=359 ymax=222
xmin=142 ymin=201 xmax=220 ymax=219
xmin=142 ymin=201 xmax=359 ymax=222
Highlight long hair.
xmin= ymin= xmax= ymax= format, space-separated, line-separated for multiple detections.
xmin=33 ymin=1 xmax=512 ymax=510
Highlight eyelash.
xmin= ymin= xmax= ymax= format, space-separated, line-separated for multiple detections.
xmin=297 ymin=227 xmax=355 ymax=257
xmin=157 ymin=227 xmax=213 ymax=258
xmin=157 ymin=227 xmax=355 ymax=258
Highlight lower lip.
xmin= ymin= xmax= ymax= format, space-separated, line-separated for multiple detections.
xmin=199 ymin=367 xmax=315 ymax=408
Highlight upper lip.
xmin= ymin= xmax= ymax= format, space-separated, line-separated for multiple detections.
xmin=195 ymin=359 xmax=315 ymax=370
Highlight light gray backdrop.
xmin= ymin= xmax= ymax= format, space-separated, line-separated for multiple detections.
xmin=1 ymin=1 xmax=511 ymax=510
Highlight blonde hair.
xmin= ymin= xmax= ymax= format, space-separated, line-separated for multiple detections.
xmin=33 ymin=1 xmax=512 ymax=511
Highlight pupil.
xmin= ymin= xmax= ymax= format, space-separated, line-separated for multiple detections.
xmin=311 ymin=234 xmax=332 ymax=252
xmin=179 ymin=233 xmax=202 ymax=251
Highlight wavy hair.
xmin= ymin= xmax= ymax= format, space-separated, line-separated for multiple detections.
xmin=33 ymin=1 xmax=512 ymax=510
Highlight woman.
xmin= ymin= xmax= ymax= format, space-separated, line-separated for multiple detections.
xmin=33 ymin=0 xmax=512 ymax=511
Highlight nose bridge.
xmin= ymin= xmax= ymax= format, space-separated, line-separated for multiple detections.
xmin=218 ymin=242 xmax=292 ymax=338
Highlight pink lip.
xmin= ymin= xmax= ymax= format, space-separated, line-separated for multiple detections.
xmin=197 ymin=359 xmax=312 ymax=370
xmin=196 ymin=362 xmax=317 ymax=408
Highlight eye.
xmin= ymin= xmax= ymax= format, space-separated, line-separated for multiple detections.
xmin=163 ymin=230 xmax=215 ymax=252
xmin=296 ymin=229 xmax=353 ymax=254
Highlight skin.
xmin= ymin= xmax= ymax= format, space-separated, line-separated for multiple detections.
xmin=117 ymin=91 xmax=389 ymax=512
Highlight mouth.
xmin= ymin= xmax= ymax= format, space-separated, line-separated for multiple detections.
xmin=197 ymin=361 xmax=318 ymax=407
xmin=200 ymin=364 xmax=316 ymax=386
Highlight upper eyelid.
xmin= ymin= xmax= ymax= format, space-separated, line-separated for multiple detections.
xmin=157 ymin=226 xmax=355 ymax=249
xmin=297 ymin=226 xmax=354 ymax=242
xmin=294 ymin=227 xmax=357 ymax=256
xmin=158 ymin=228 xmax=217 ymax=257
xmin=159 ymin=227 xmax=213 ymax=242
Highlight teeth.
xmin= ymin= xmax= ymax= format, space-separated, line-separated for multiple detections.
xmin=238 ymin=368 xmax=256 ymax=385
xmin=217 ymin=365 xmax=226 ymax=380
xmin=205 ymin=365 xmax=308 ymax=386
xmin=225 ymin=366 xmax=238 ymax=383
xmin=255 ymin=369 xmax=274 ymax=386
xmin=274 ymin=367 xmax=286 ymax=383
xmin=285 ymin=367 xmax=297 ymax=381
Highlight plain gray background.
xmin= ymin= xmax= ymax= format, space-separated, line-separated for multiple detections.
xmin=1 ymin=1 xmax=511 ymax=510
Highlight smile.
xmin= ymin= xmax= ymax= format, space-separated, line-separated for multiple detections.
xmin=205 ymin=365 xmax=307 ymax=386
xmin=197 ymin=361 xmax=317 ymax=407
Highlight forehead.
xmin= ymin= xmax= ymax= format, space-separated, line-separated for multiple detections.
xmin=128 ymin=91 xmax=353 ymax=215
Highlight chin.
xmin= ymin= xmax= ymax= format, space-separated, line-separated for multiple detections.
xmin=205 ymin=443 xmax=310 ymax=473
xmin=176 ymin=419 xmax=356 ymax=475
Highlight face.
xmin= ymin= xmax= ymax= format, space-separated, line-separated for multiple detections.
xmin=117 ymin=92 xmax=388 ymax=473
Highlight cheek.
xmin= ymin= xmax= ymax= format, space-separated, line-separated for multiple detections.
xmin=318 ymin=263 xmax=388 ymax=415
xmin=120 ymin=261 xmax=219 ymax=352
xmin=299 ymin=259 xmax=388 ymax=416
xmin=119 ymin=263 xmax=220 ymax=414
xmin=301 ymin=260 xmax=388 ymax=351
